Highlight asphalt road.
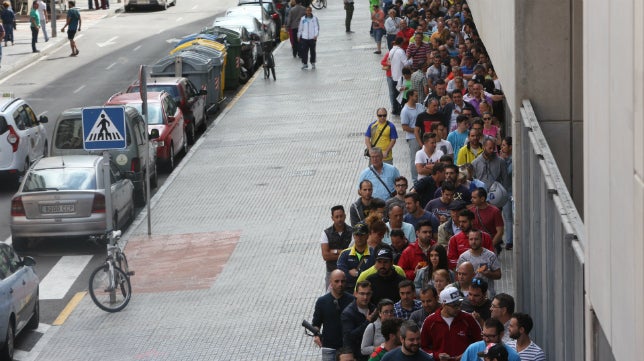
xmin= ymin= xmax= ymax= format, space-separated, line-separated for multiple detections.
xmin=0 ymin=0 xmax=243 ymax=356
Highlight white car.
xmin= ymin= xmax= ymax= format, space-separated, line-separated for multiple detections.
xmin=124 ymin=0 xmax=176 ymax=11
xmin=0 ymin=96 xmax=49 ymax=187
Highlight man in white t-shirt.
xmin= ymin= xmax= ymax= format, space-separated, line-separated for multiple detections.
xmin=36 ymin=0 xmax=49 ymax=42
xmin=400 ymin=89 xmax=426 ymax=183
xmin=457 ymin=229 xmax=502 ymax=296
xmin=432 ymin=122 xmax=454 ymax=158
xmin=415 ymin=132 xmax=444 ymax=180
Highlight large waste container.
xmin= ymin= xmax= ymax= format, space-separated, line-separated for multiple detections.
xmin=171 ymin=39 xmax=226 ymax=102
xmin=150 ymin=51 xmax=221 ymax=109
xmin=176 ymin=33 xmax=225 ymax=48
xmin=203 ymin=27 xmax=243 ymax=90
xmin=175 ymin=45 xmax=226 ymax=102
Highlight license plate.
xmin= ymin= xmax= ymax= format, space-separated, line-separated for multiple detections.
xmin=41 ymin=204 xmax=75 ymax=214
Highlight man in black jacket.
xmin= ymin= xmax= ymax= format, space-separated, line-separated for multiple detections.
xmin=341 ymin=280 xmax=377 ymax=361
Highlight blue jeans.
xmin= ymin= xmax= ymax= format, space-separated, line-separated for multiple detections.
xmin=407 ymin=138 xmax=420 ymax=182
xmin=321 ymin=348 xmax=336 ymax=361
xmin=387 ymin=76 xmax=400 ymax=114
xmin=300 ymin=38 xmax=317 ymax=64
xmin=30 ymin=26 xmax=38 ymax=52
xmin=503 ymin=196 xmax=514 ymax=244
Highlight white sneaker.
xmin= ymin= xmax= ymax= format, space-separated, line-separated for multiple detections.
xmin=312 ymin=63 xmax=316 ymax=69
xmin=301 ymin=64 xmax=308 ymax=70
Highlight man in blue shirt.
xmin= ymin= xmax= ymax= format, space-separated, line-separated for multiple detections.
xmin=460 ymin=318 xmax=520 ymax=361
xmin=61 ymin=0 xmax=81 ymax=56
xmin=359 ymin=148 xmax=400 ymax=201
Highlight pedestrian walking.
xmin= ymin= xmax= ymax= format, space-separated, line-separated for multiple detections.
xmin=29 ymin=1 xmax=40 ymax=53
xmin=343 ymin=0 xmax=354 ymax=32
xmin=61 ymin=0 xmax=81 ymax=56
xmin=0 ymin=1 xmax=15 ymax=46
xmin=0 ymin=22 xmax=4 ymax=68
xmin=36 ymin=0 xmax=48 ymax=42
xmin=285 ymin=0 xmax=305 ymax=58
xmin=297 ymin=6 xmax=319 ymax=70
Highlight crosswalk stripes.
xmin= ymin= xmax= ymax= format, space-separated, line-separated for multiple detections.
xmin=39 ymin=255 xmax=93 ymax=300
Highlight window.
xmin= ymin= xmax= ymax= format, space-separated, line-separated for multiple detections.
xmin=0 ymin=116 xmax=7 ymax=135
xmin=54 ymin=118 xmax=84 ymax=149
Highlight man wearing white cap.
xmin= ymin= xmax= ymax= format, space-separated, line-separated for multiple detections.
xmin=420 ymin=286 xmax=482 ymax=360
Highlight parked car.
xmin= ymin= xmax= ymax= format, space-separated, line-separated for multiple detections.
xmin=0 ymin=96 xmax=49 ymax=187
xmin=211 ymin=25 xmax=261 ymax=79
xmin=237 ymin=0 xmax=282 ymax=36
xmin=213 ymin=16 xmax=271 ymax=52
xmin=126 ymin=77 xmax=207 ymax=145
xmin=0 ymin=243 xmax=39 ymax=360
xmin=226 ymin=5 xmax=277 ymax=44
xmin=106 ymin=92 xmax=187 ymax=171
xmin=50 ymin=107 xmax=157 ymax=207
xmin=10 ymin=155 xmax=135 ymax=250
xmin=124 ymin=0 xmax=176 ymax=11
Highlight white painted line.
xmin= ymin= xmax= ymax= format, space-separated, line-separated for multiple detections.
xmin=176 ymin=17 xmax=183 ymax=22
xmin=133 ymin=45 xmax=142 ymax=52
xmin=73 ymin=85 xmax=86 ymax=94
xmin=106 ymin=62 xmax=117 ymax=70
xmin=39 ymin=255 xmax=92 ymax=300
xmin=191 ymin=5 xmax=197 ymax=10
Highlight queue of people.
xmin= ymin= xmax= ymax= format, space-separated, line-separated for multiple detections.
xmin=307 ymin=0 xmax=542 ymax=360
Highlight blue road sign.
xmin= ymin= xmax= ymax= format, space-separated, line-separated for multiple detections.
xmin=82 ymin=107 xmax=127 ymax=150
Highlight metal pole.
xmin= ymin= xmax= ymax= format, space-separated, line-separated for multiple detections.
xmin=103 ymin=150 xmax=113 ymax=233
xmin=51 ymin=0 xmax=57 ymax=38
xmin=139 ymin=65 xmax=151 ymax=236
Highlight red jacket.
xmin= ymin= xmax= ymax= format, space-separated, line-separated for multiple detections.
xmin=420 ymin=308 xmax=482 ymax=359
xmin=397 ymin=241 xmax=435 ymax=280
xmin=446 ymin=231 xmax=493 ymax=269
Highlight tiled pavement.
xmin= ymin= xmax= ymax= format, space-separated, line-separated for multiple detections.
xmin=30 ymin=1 xmax=515 ymax=360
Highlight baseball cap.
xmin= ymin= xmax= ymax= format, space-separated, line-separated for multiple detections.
xmin=353 ymin=223 xmax=369 ymax=235
xmin=375 ymin=247 xmax=393 ymax=261
xmin=477 ymin=343 xmax=508 ymax=359
xmin=447 ymin=200 xmax=467 ymax=211
xmin=439 ymin=286 xmax=463 ymax=305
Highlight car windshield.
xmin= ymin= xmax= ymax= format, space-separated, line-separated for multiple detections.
xmin=128 ymin=103 xmax=162 ymax=125
xmin=216 ymin=17 xmax=257 ymax=31
xmin=23 ymin=168 xmax=97 ymax=191
xmin=54 ymin=118 xmax=84 ymax=149
xmin=227 ymin=7 xmax=262 ymax=19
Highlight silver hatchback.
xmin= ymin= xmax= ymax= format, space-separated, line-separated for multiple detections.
xmin=10 ymin=155 xmax=135 ymax=250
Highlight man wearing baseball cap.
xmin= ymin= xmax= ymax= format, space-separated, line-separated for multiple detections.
xmin=366 ymin=245 xmax=407 ymax=304
xmin=337 ymin=223 xmax=375 ymax=291
xmin=420 ymin=286 xmax=482 ymax=360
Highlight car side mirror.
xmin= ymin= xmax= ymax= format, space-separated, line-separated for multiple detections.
xmin=22 ymin=256 xmax=36 ymax=267
xmin=149 ymin=128 xmax=160 ymax=139
xmin=39 ymin=115 xmax=49 ymax=124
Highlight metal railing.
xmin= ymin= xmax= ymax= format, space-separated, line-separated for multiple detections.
xmin=516 ymin=100 xmax=586 ymax=361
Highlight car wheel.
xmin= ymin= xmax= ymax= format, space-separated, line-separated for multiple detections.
xmin=182 ymin=130 xmax=188 ymax=155
xmin=26 ymin=298 xmax=39 ymax=330
xmin=11 ymin=237 xmax=28 ymax=252
xmin=134 ymin=182 xmax=147 ymax=207
xmin=150 ymin=163 xmax=158 ymax=189
xmin=187 ymin=122 xmax=196 ymax=145
xmin=0 ymin=321 xmax=15 ymax=361
xmin=166 ymin=143 xmax=175 ymax=171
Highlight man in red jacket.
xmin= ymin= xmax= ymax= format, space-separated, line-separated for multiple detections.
xmin=447 ymin=209 xmax=493 ymax=269
xmin=398 ymin=220 xmax=435 ymax=280
xmin=420 ymin=286 xmax=482 ymax=360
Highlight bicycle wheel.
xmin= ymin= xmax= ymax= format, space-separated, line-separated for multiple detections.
xmin=311 ymin=0 xmax=322 ymax=9
xmin=116 ymin=252 xmax=133 ymax=277
xmin=89 ymin=264 xmax=132 ymax=312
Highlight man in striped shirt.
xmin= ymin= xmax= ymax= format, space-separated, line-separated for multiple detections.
xmin=506 ymin=313 xmax=546 ymax=361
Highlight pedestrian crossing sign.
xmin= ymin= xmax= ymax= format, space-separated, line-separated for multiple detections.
xmin=82 ymin=106 xmax=127 ymax=150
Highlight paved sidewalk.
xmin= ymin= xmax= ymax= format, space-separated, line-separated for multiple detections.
xmin=0 ymin=0 xmax=122 ymax=75
xmin=29 ymin=2 xmax=515 ymax=360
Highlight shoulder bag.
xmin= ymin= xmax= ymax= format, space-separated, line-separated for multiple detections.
xmin=364 ymin=123 xmax=388 ymax=157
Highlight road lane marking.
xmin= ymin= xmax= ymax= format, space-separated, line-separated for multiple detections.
xmin=133 ymin=45 xmax=142 ymax=52
xmin=106 ymin=62 xmax=117 ymax=70
xmin=52 ymin=292 xmax=86 ymax=326
xmin=40 ymin=256 xmax=92 ymax=300
xmin=97 ymin=36 xmax=118 ymax=47
xmin=73 ymin=85 xmax=86 ymax=94
xmin=176 ymin=17 xmax=183 ymax=22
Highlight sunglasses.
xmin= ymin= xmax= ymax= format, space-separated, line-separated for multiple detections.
xmin=377 ymin=114 xmax=387 ymax=117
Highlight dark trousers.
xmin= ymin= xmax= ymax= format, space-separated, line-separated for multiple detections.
xmin=288 ymin=28 xmax=299 ymax=57
xmin=30 ymin=26 xmax=38 ymax=52
xmin=300 ymin=38 xmax=316 ymax=64
xmin=344 ymin=3 xmax=354 ymax=31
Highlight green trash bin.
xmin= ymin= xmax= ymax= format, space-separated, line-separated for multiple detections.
xmin=203 ymin=26 xmax=242 ymax=90
xmin=175 ymin=45 xmax=226 ymax=108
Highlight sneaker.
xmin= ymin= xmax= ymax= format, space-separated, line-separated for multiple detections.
xmin=505 ymin=243 xmax=513 ymax=250
xmin=374 ymin=50 xmax=381 ymax=54
xmin=311 ymin=63 xmax=316 ymax=69
xmin=301 ymin=64 xmax=308 ymax=70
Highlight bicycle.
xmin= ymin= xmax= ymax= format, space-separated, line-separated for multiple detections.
xmin=311 ymin=0 xmax=326 ymax=9
xmin=88 ymin=230 xmax=134 ymax=312
xmin=262 ymin=41 xmax=276 ymax=81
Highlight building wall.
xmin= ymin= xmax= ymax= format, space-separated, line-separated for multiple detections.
xmin=584 ymin=0 xmax=644 ymax=359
